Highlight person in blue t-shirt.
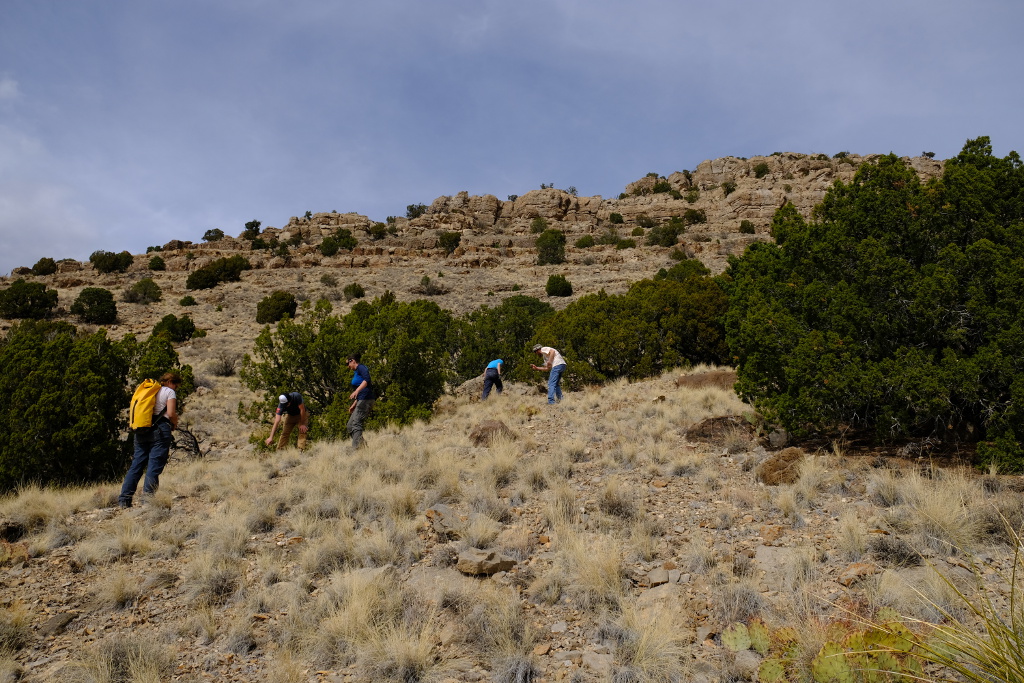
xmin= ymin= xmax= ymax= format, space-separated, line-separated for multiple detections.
xmin=346 ymin=353 xmax=374 ymax=449
xmin=482 ymin=359 xmax=503 ymax=399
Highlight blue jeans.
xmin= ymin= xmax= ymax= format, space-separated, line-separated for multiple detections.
xmin=547 ymin=364 xmax=566 ymax=404
xmin=482 ymin=368 xmax=503 ymax=399
xmin=119 ymin=420 xmax=172 ymax=506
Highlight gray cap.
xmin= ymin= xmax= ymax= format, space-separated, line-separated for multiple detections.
xmin=278 ymin=394 xmax=288 ymax=403
xmin=532 ymin=344 xmax=542 ymax=352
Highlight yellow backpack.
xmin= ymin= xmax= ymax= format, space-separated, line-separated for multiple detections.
xmin=129 ymin=379 xmax=163 ymax=430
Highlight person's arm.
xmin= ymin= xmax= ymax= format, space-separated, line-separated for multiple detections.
xmin=298 ymin=403 xmax=308 ymax=433
xmin=349 ymin=369 xmax=368 ymax=401
xmin=265 ymin=413 xmax=282 ymax=446
xmin=165 ymin=397 xmax=179 ymax=430
xmin=497 ymin=362 xmax=503 ymax=375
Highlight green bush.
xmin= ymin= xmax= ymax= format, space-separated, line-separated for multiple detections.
xmin=240 ymin=296 xmax=456 ymax=439
xmin=546 ymin=274 xmax=573 ymax=297
xmin=753 ymin=162 xmax=770 ymax=178
xmin=530 ymin=217 xmax=549 ymax=234
xmin=725 ymin=137 xmax=1024 ymax=470
xmin=531 ymin=275 xmax=729 ymax=389
xmin=636 ymin=214 xmax=657 ymax=229
xmin=437 ymin=231 xmax=462 ymax=255
xmin=202 ymin=228 xmax=225 ymax=242
xmin=146 ymin=245 xmax=163 ymax=253
xmin=70 ymin=287 xmax=117 ymax=324
xmin=615 ymin=238 xmax=636 ymax=249
xmin=148 ymin=255 xmax=166 ymax=271
xmin=722 ymin=180 xmax=737 ymax=196
xmin=369 ymin=222 xmax=388 ymax=240
xmin=89 ymin=250 xmax=134 ymax=274
xmin=335 ymin=228 xmax=357 ymax=251
xmin=242 ymin=219 xmax=261 ymax=240
xmin=123 ymin=278 xmax=162 ymax=304
xmin=406 ymin=204 xmax=428 ymax=219
xmin=0 ymin=280 xmax=58 ymax=319
xmin=575 ymin=235 xmax=596 ymax=248
xmin=31 ymin=257 xmax=57 ymax=276
xmin=536 ymin=229 xmax=566 ymax=265
xmin=343 ymin=283 xmax=365 ymax=301
xmin=320 ymin=274 xmax=338 ymax=287
xmin=684 ymin=189 xmax=700 ymax=203
xmin=609 ymin=213 xmax=624 ymax=225
xmin=319 ymin=236 xmax=340 ymax=256
xmin=631 ymin=227 xmax=645 ymax=236
xmin=152 ymin=313 xmax=197 ymax=342
xmin=185 ymin=255 xmax=251 ymax=290
xmin=646 ymin=217 xmax=684 ymax=247
xmin=739 ymin=219 xmax=756 ymax=234
xmin=0 ymin=322 xmax=127 ymax=490
xmin=652 ymin=181 xmax=672 ymax=194
xmin=453 ymin=295 xmax=553 ymax=382
xmin=683 ymin=208 xmax=707 ymax=225
xmin=256 ymin=291 xmax=298 ymax=324
xmin=179 ymin=295 xmax=198 ymax=306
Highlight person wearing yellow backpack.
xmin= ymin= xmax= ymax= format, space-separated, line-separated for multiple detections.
xmin=119 ymin=372 xmax=181 ymax=508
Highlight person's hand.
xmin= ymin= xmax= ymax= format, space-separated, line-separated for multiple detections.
xmin=264 ymin=436 xmax=273 ymax=446
xmin=348 ymin=402 xmax=356 ymax=413
xmin=299 ymin=425 xmax=308 ymax=433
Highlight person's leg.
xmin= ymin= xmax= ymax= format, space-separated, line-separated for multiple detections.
xmin=551 ymin=364 xmax=566 ymax=402
xmin=547 ymin=370 xmax=557 ymax=404
xmin=494 ymin=375 xmax=503 ymax=395
xmin=482 ymin=372 xmax=493 ymax=400
xmin=119 ymin=436 xmax=151 ymax=507
xmin=348 ymin=400 xmax=371 ymax=449
xmin=142 ymin=431 xmax=172 ymax=496
xmin=277 ymin=415 xmax=298 ymax=450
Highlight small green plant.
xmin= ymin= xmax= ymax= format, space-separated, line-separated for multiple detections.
xmin=536 ymin=229 xmax=566 ymax=265
xmin=597 ymin=227 xmax=620 ymax=246
xmin=304 ymin=210 xmax=312 ymax=219
xmin=511 ymin=284 xmax=521 ymax=291
xmin=669 ymin=248 xmax=687 ymax=261
xmin=437 ymin=231 xmax=462 ymax=255
xmin=833 ymin=151 xmax=850 ymax=159
xmin=739 ymin=220 xmax=756 ymax=234
xmin=753 ymin=162 xmax=771 ymax=178
xmin=545 ymin=274 xmax=573 ymax=297
xmin=369 ymin=222 xmax=388 ymax=240
xmin=530 ymin=217 xmax=549 ymax=234
xmin=631 ymin=226 xmax=645 ymax=236
xmin=31 ymin=257 xmax=57 ymax=276
xmin=722 ymin=180 xmax=737 ymax=196
xmin=616 ymin=238 xmax=636 ymax=249
xmin=683 ymin=208 xmax=707 ymax=225
xmin=684 ymin=188 xmax=700 ymax=203
xmin=343 ymin=283 xmax=365 ymax=301
xmin=784 ymin=184 xmax=793 ymax=193
xmin=507 ymin=194 xmax=518 ymax=202
xmin=148 ymin=255 xmax=166 ymax=271
xmin=609 ymin=213 xmax=624 ymax=224
xmin=0 ymin=280 xmax=58 ymax=319
xmin=406 ymin=203 xmax=428 ymax=219
xmin=185 ymin=255 xmax=251 ymax=290
xmin=636 ymin=214 xmax=657 ymax=229
xmin=71 ymin=287 xmax=117 ymax=324
xmin=145 ymin=245 xmax=163 ymax=253
xmin=652 ymin=180 xmax=672 ymax=193
xmin=647 ymin=217 xmax=685 ymax=247
xmin=256 ymin=291 xmax=298 ymax=324
xmin=179 ymin=295 xmax=198 ymax=306
xmin=202 ymin=228 xmax=225 ymax=242
xmin=241 ymin=219 xmax=261 ymax=240
xmin=418 ymin=275 xmax=446 ymax=296
xmin=320 ymin=273 xmax=338 ymax=287
xmin=575 ymin=235 xmax=596 ymax=248
xmin=123 ymin=278 xmax=162 ymax=304
xmin=152 ymin=314 xmax=196 ymax=342
xmin=89 ymin=250 xmax=134 ymax=274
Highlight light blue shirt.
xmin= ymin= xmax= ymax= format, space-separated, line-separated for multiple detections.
xmin=486 ymin=359 xmax=503 ymax=370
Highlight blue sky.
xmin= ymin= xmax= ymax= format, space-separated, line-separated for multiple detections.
xmin=2 ymin=1 xmax=1022 ymax=275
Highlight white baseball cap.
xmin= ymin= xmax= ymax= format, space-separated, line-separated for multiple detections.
xmin=278 ymin=394 xmax=288 ymax=403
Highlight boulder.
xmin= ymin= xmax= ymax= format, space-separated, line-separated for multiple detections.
xmin=469 ymin=420 xmax=516 ymax=447
xmin=755 ymin=447 xmax=805 ymax=485
xmin=456 ymin=548 xmax=517 ymax=575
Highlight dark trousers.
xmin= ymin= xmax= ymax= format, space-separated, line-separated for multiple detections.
xmin=119 ymin=420 xmax=172 ymax=506
xmin=482 ymin=368 xmax=503 ymax=399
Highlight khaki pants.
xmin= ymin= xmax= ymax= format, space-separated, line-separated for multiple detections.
xmin=277 ymin=414 xmax=306 ymax=451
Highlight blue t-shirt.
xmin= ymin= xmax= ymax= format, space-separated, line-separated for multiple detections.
xmin=486 ymin=359 xmax=503 ymax=370
xmin=351 ymin=364 xmax=373 ymax=400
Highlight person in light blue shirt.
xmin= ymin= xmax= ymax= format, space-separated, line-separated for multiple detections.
xmin=482 ymin=359 xmax=503 ymax=399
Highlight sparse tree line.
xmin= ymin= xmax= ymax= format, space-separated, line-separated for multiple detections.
xmin=2 ymin=136 xmax=1023 ymax=490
